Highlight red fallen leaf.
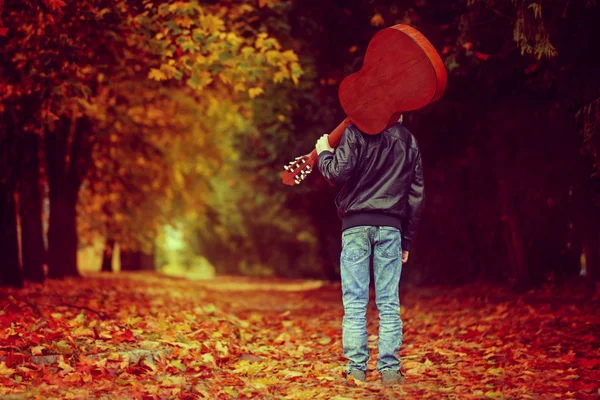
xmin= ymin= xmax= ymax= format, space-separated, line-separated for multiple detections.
xmin=473 ymin=51 xmax=490 ymax=61
xmin=0 ymin=28 xmax=8 ymax=37
xmin=580 ymin=358 xmax=600 ymax=369
xmin=119 ymin=328 xmax=134 ymax=342
xmin=581 ymin=381 xmax=599 ymax=391
xmin=4 ymin=352 xmax=28 ymax=367
xmin=564 ymin=350 xmax=576 ymax=362
xmin=44 ymin=0 xmax=66 ymax=10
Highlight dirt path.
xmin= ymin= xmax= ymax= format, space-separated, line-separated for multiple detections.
xmin=1 ymin=273 xmax=599 ymax=399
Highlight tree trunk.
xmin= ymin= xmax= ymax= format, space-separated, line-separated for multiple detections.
xmin=120 ymin=243 xmax=156 ymax=272
xmin=45 ymin=118 xmax=76 ymax=279
xmin=0 ymin=111 xmax=23 ymax=288
xmin=498 ymin=179 xmax=530 ymax=289
xmin=101 ymin=238 xmax=115 ymax=272
xmin=583 ymin=230 xmax=600 ymax=282
xmin=582 ymin=195 xmax=600 ymax=282
xmin=120 ymin=249 xmax=141 ymax=271
xmin=0 ymin=186 xmax=23 ymax=288
xmin=46 ymin=192 xmax=79 ymax=279
xmin=45 ymin=117 xmax=93 ymax=279
xmin=19 ymin=132 xmax=45 ymax=282
xmin=140 ymin=248 xmax=156 ymax=271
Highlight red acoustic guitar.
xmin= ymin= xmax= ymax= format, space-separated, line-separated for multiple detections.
xmin=281 ymin=24 xmax=447 ymax=186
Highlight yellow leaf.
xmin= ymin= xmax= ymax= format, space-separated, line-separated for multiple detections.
xmin=73 ymin=327 xmax=94 ymax=337
xmin=120 ymin=354 xmax=130 ymax=369
xmin=282 ymin=370 xmax=303 ymax=378
xmin=0 ymin=362 xmax=16 ymax=377
xmin=241 ymin=46 xmax=255 ymax=60
xmin=58 ymin=356 xmax=74 ymax=373
xmin=281 ymin=50 xmax=299 ymax=62
xmin=248 ymin=87 xmax=264 ymax=99
xmin=31 ymin=345 xmax=44 ymax=356
xmin=202 ymin=353 xmax=215 ymax=365
xmin=149 ymin=68 xmax=167 ymax=81
xmin=371 ymin=13 xmax=385 ymax=27
xmin=486 ymin=367 xmax=504 ymax=376
xmin=273 ymin=70 xmax=289 ymax=83
xmin=176 ymin=16 xmax=194 ymax=28
xmin=95 ymin=358 xmax=107 ymax=368
xmin=265 ymin=50 xmax=280 ymax=65
xmin=199 ymin=15 xmax=225 ymax=33
xmin=234 ymin=82 xmax=246 ymax=92
xmin=234 ymin=360 xmax=263 ymax=376
xmin=485 ymin=391 xmax=504 ymax=399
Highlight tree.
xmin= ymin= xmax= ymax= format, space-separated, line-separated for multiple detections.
xmin=0 ymin=106 xmax=23 ymax=287
xmin=1 ymin=0 xmax=302 ymax=284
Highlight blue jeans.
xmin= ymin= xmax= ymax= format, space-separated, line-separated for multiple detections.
xmin=340 ymin=226 xmax=403 ymax=373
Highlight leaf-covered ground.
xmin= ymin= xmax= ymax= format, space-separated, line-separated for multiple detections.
xmin=1 ymin=273 xmax=599 ymax=399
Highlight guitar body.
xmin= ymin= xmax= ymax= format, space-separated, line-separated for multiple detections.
xmin=339 ymin=25 xmax=447 ymax=135
xmin=282 ymin=24 xmax=446 ymax=186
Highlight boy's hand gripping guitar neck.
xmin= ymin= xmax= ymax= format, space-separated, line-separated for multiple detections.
xmin=281 ymin=24 xmax=447 ymax=186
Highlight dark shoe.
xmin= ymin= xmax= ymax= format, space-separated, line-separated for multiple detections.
xmin=346 ymin=369 xmax=366 ymax=383
xmin=381 ymin=370 xmax=406 ymax=385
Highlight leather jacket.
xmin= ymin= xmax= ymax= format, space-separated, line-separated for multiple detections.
xmin=317 ymin=122 xmax=424 ymax=250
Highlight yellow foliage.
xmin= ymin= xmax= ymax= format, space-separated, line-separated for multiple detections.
xmin=248 ymin=87 xmax=264 ymax=99
xmin=199 ymin=14 xmax=225 ymax=34
xmin=273 ymin=69 xmax=289 ymax=84
xmin=149 ymin=68 xmax=167 ymax=81
xmin=371 ymin=13 xmax=385 ymax=27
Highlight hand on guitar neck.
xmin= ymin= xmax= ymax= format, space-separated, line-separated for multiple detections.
xmin=316 ymin=135 xmax=335 ymax=155
xmin=282 ymin=118 xmax=351 ymax=186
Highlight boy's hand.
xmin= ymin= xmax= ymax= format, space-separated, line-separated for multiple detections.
xmin=316 ymin=134 xmax=334 ymax=155
xmin=402 ymin=251 xmax=409 ymax=263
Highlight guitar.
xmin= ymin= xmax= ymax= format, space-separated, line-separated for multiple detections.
xmin=281 ymin=24 xmax=447 ymax=186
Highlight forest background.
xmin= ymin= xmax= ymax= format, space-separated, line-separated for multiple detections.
xmin=1 ymin=0 xmax=600 ymax=289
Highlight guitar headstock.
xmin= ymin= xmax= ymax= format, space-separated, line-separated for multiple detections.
xmin=282 ymin=154 xmax=314 ymax=186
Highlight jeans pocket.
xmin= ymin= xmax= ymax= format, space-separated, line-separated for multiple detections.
xmin=342 ymin=228 xmax=369 ymax=262
xmin=376 ymin=228 xmax=401 ymax=259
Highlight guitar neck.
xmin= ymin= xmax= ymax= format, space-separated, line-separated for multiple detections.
xmin=306 ymin=117 xmax=352 ymax=163
xmin=281 ymin=117 xmax=352 ymax=186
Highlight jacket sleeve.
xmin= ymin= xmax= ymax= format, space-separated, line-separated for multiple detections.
xmin=402 ymin=153 xmax=425 ymax=251
xmin=317 ymin=126 xmax=359 ymax=186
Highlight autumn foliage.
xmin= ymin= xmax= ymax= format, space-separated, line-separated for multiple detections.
xmin=1 ymin=0 xmax=600 ymax=397
xmin=1 ymin=274 xmax=599 ymax=398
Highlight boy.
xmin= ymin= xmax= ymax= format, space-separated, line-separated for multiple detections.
xmin=315 ymin=115 xmax=424 ymax=385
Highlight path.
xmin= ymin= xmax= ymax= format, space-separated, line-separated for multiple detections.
xmin=1 ymin=273 xmax=599 ymax=399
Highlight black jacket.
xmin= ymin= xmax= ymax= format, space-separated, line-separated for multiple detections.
xmin=317 ymin=122 xmax=424 ymax=251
